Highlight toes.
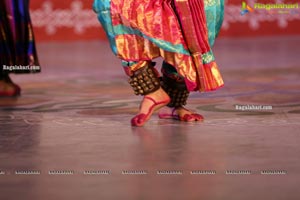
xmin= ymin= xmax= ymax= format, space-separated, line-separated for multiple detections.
xmin=180 ymin=114 xmax=195 ymax=122
xmin=191 ymin=114 xmax=204 ymax=121
xmin=158 ymin=106 xmax=204 ymax=122
xmin=131 ymin=114 xmax=147 ymax=126
xmin=180 ymin=114 xmax=204 ymax=122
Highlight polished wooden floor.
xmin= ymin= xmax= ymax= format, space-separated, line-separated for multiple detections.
xmin=0 ymin=37 xmax=300 ymax=200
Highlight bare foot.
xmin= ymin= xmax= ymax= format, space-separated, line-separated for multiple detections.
xmin=131 ymin=88 xmax=170 ymax=126
xmin=158 ymin=106 xmax=204 ymax=122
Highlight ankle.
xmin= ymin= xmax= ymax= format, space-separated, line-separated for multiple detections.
xmin=146 ymin=87 xmax=170 ymax=101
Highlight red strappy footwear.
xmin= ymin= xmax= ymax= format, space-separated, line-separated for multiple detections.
xmin=131 ymin=96 xmax=170 ymax=127
xmin=0 ymin=81 xmax=21 ymax=97
xmin=158 ymin=107 xmax=204 ymax=122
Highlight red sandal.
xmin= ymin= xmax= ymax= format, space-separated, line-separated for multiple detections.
xmin=131 ymin=96 xmax=170 ymax=127
xmin=158 ymin=107 xmax=204 ymax=122
xmin=0 ymin=81 xmax=21 ymax=97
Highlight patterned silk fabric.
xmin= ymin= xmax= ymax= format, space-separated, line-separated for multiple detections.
xmin=93 ymin=0 xmax=224 ymax=92
xmin=0 ymin=0 xmax=40 ymax=74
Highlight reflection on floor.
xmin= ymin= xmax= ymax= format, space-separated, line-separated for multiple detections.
xmin=0 ymin=37 xmax=300 ymax=200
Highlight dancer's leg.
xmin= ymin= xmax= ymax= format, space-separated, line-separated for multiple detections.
xmin=0 ymin=73 xmax=21 ymax=97
xmin=125 ymin=61 xmax=170 ymax=126
xmin=159 ymin=61 xmax=203 ymax=122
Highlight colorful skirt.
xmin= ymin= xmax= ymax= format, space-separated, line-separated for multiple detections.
xmin=93 ymin=0 xmax=224 ymax=92
xmin=0 ymin=0 xmax=40 ymax=74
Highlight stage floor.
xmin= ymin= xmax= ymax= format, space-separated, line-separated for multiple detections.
xmin=1 ymin=37 xmax=300 ymax=200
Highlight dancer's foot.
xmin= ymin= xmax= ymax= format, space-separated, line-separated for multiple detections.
xmin=4 ymin=75 xmax=21 ymax=92
xmin=158 ymin=106 xmax=204 ymax=122
xmin=0 ymin=77 xmax=21 ymax=97
xmin=131 ymin=88 xmax=170 ymax=127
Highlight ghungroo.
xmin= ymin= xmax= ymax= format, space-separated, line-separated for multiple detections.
xmin=128 ymin=64 xmax=161 ymax=95
xmin=161 ymin=75 xmax=189 ymax=108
